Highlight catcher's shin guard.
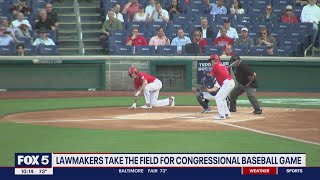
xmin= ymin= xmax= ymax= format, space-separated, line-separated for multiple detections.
xmin=196 ymin=92 xmax=209 ymax=109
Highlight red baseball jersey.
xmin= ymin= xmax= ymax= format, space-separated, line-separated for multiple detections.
xmin=134 ymin=72 xmax=156 ymax=90
xmin=211 ymin=62 xmax=233 ymax=86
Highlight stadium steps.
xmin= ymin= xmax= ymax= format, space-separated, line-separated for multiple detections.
xmin=79 ymin=0 xmax=103 ymax=55
xmin=53 ymin=1 xmax=80 ymax=55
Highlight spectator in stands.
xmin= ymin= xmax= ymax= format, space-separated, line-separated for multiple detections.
xmin=214 ymin=27 xmax=233 ymax=50
xmin=234 ymin=27 xmax=254 ymax=48
xmin=16 ymin=44 xmax=25 ymax=56
xmin=1 ymin=18 xmax=18 ymax=42
xmin=133 ymin=5 xmax=148 ymax=22
xmin=230 ymin=0 xmax=245 ymax=15
xmin=259 ymin=4 xmax=277 ymax=25
xmin=216 ymin=18 xmax=238 ymax=40
xmin=256 ymin=27 xmax=277 ymax=47
xmin=0 ymin=25 xmax=15 ymax=46
xmin=166 ymin=0 xmax=183 ymax=20
xmin=125 ymin=27 xmax=148 ymax=46
xmin=99 ymin=11 xmax=123 ymax=52
xmin=222 ymin=44 xmax=236 ymax=56
xmin=45 ymin=3 xmax=59 ymax=29
xmin=145 ymin=0 xmax=156 ymax=20
xmin=171 ymin=28 xmax=192 ymax=54
xmin=193 ymin=30 xmax=208 ymax=53
xmin=296 ymin=0 xmax=320 ymax=6
xmin=204 ymin=0 xmax=227 ymax=21
xmin=122 ymin=0 xmax=140 ymax=16
xmin=10 ymin=13 xmax=32 ymax=33
xmin=149 ymin=27 xmax=170 ymax=49
xmin=33 ymin=28 xmax=55 ymax=46
xmin=35 ymin=10 xmax=56 ymax=31
xmin=196 ymin=17 xmax=215 ymax=39
xmin=281 ymin=5 xmax=298 ymax=23
xmin=148 ymin=2 xmax=169 ymax=22
xmin=300 ymin=0 xmax=320 ymax=47
xmin=10 ymin=0 xmax=30 ymax=15
xmin=15 ymin=22 xmax=32 ymax=39
xmin=266 ymin=45 xmax=274 ymax=56
xmin=107 ymin=4 xmax=124 ymax=22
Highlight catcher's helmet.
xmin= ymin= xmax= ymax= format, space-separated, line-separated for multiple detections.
xmin=230 ymin=55 xmax=241 ymax=63
xmin=128 ymin=66 xmax=138 ymax=77
xmin=208 ymin=54 xmax=221 ymax=62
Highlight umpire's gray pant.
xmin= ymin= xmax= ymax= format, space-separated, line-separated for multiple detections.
xmin=229 ymin=84 xmax=261 ymax=110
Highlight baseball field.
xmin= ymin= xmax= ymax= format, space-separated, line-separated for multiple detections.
xmin=0 ymin=91 xmax=319 ymax=166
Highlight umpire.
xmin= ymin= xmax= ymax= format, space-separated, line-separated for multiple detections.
xmin=229 ymin=55 xmax=262 ymax=114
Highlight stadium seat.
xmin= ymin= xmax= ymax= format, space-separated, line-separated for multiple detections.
xmin=109 ymin=30 xmax=129 ymax=41
xmin=249 ymin=46 xmax=267 ymax=56
xmin=235 ymin=14 xmax=252 ymax=23
xmin=273 ymin=0 xmax=291 ymax=8
xmin=156 ymin=45 xmax=178 ymax=56
xmin=250 ymin=22 xmax=272 ymax=32
xmin=146 ymin=22 xmax=167 ymax=30
xmin=0 ymin=45 xmax=14 ymax=55
xmin=126 ymin=22 xmax=147 ymax=31
xmin=251 ymin=0 xmax=271 ymax=8
xmin=108 ymin=37 xmax=124 ymax=47
xmin=214 ymin=14 xmax=233 ymax=24
xmin=273 ymin=23 xmax=294 ymax=32
xmin=273 ymin=46 xmax=291 ymax=56
xmin=232 ymin=21 xmax=250 ymax=33
xmin=232 ymin=45 xmax=249 ymax=56
xmin=135 ymin=46 xmax=156 ymax=55
xmin=111 ymin=45 xmax=134 ymax=55
xmin=172 ymin=14 xmax=190 ymax=23
xmin=203 ymin=46 xmax=223 ymax=56
xmin=17 ymin=37 xmax=32 ymax=48
xmin=38 ymin=45 xmax=58 ymax=55
xmin=166 ymin=22 xmax=187 ymax=32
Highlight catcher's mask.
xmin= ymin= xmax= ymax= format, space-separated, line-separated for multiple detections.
xmin=128 ymin=66 xmax=138 ymax=77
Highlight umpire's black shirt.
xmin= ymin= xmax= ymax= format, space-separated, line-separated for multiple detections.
xmin=233 ymin=62 xmax=255 ymax=86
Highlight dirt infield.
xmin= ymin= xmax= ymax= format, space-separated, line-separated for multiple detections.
xmin=2 ymin=106 xmax=320 ymax=145
xmin=1 ymin=91 xmax=320 ymax=145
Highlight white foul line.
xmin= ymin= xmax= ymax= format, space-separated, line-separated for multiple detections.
xmin=15 ymin=118 xmax=115 ymax=123
xmin=213 ymin=121 xmax=320 ymax=146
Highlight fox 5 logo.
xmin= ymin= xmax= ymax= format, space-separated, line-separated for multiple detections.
xmin=15 ymin=153 xmax=52 ymax=167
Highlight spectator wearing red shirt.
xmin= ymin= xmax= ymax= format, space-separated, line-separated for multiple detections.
xmin=125 ymin=27 xmax=148 ymax=46
xmin=214 ymin=27 xmax=233 ymax=51
xmin=122 ymin=0 xmax=140 ymax=15
xmin=193 ymin=30 xmax=208 ymax=53
xmin=281 ymin=5 xmax=298 ymax=23
xmin=222 ymin=44 xmax=236 ymax=56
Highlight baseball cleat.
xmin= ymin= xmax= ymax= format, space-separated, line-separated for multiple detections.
xmin=214 ymin=115 xmax=226 ymax=120
xmin=253 ymin=108 xmax=262 ymax=114
xmin=169 ymin=96 xmax=175 ymax=107
xmin=201 ymin=108 xmax=211 ymax=113
xmin=140 ymin=105 xmax=152 ymax=109
xmin=225 ymin=114 xmax=231 ymax=118
xmin=229 ymin=108 xmax=236 ymax=112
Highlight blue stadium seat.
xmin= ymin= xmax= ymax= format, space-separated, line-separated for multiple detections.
xmin=185 ymin=6 xmax=204 ymax=17
xmin=278 ymin=38 xmax=298 ymax=53
xmin=172 ymin=14 xmax=190 ymax=23
xmin=249 ymin=46 xmax=267 ymax=56
xmin=109 ymin=30 xmax=129 ymax=41
xmin=270 ymin=30 xmax=284 ymax=43
xmin=111 ymin=45 xmax=134 ymax=55
xmin=214 ymin=14 xmax=233 ymax=24
xmin=273 ymin=0 xmax=292 ymax=8
xmin=233 ymin=14 xmax=252 ymax=23
xmin=232 ymin=45 xmax=249 ymax=56
xmin=248 ymin=31 xmax=258 ymax=40
xmin=166 ymin=22 xmax=187 ymax=32
xmin=232 ymin=22 xmax=250 ymax=33
xmin=247 ymin=6 xmax=263 ymax=20
xmin=250 ymin=22 xmax=272 ymax=32
xmin=251 ymin=0 xmax=271 ymax=8
xmin=203 ymin=46 xmax=223 ymax=56
xmin=126 ymin=22 xmax=147 ymax=31
xmin=293 ymin=6 xmax=303 ymax=20
xmin=0 ymin=45 xmax=14 ymax=55
xmin=273 ymin=46 xmax=291 ymax=56
xmin=108 ymin=37 xmax=124 ymax=47
xmin=294 ymin=23 xmax=313 ymax=37
xmin=146 ymin=22 xmax=167 ymax=30
xmin=156 ymin=45 xmax=178 ymax=56
xmin=135 ymin=46 xmax=156 ymax=55
xmin=38 ymin=45 xmax=58 ymax=55
xmin=17 ymin=37 xmax=32 ymax=48
xmin=273 ymin=23 xmax=294 ymax=32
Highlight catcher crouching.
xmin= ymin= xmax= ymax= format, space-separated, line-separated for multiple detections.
xmin=196 ymin=71 xmax=230 ymax=113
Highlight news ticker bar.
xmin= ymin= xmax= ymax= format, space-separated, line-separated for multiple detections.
xmin=13 ymin=167 xmax=306 ymax=176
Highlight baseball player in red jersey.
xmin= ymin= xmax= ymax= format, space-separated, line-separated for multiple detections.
xmin=208 ymin=54 xmax=235 ymax=120
xmin=128 ymin=67 xmax=175 ymax=109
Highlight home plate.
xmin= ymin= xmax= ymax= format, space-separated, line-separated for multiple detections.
xmin=114 ymin=113 xmax=193 ymax=120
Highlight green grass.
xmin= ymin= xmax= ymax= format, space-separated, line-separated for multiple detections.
xmin=0 ymin=95 xmax=319 ymax=166
xmin=1 ymin=123 xmax=319 ymax=166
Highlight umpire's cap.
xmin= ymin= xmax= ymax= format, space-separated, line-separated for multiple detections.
xmin=208 ymin=54 xmax=220 ymax=62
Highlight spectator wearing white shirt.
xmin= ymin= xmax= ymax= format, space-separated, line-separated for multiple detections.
xmin=300 ymin=0 xmax=320 ymax=46
xmin=171 ymin=28 xmax=191 ymax=54
xmin=204 ymin=0 xmax=227 ymax=21
xmin=216 ymin=18 xmax=238 ymax=40
xmin=148 ymin=2 xmax=169 ymax=23
xmin=145 ymin=0 xmax=156 ymax=19
xmin=106 ymin=4 xmax=124 ymax=22
xmin=10 ymin=12 xmax=32 ymax=33
xmin=33 ymin=28 xmax=55 ymax=46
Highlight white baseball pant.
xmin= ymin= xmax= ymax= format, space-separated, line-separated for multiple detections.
xmin=215 ymin=79 xmax=235 ymax=116
xmin=144 ymin=79 xmax=170 ymax=107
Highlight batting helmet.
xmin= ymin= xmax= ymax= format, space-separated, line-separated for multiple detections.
xmin=208 ymin=54 xmax=221 ymax=62
xmin=128 ymin=66 xmax=138 ymax=77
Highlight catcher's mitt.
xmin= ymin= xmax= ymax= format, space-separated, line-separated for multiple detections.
xmin=197 ymin=84 xmax=208 ymax=92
